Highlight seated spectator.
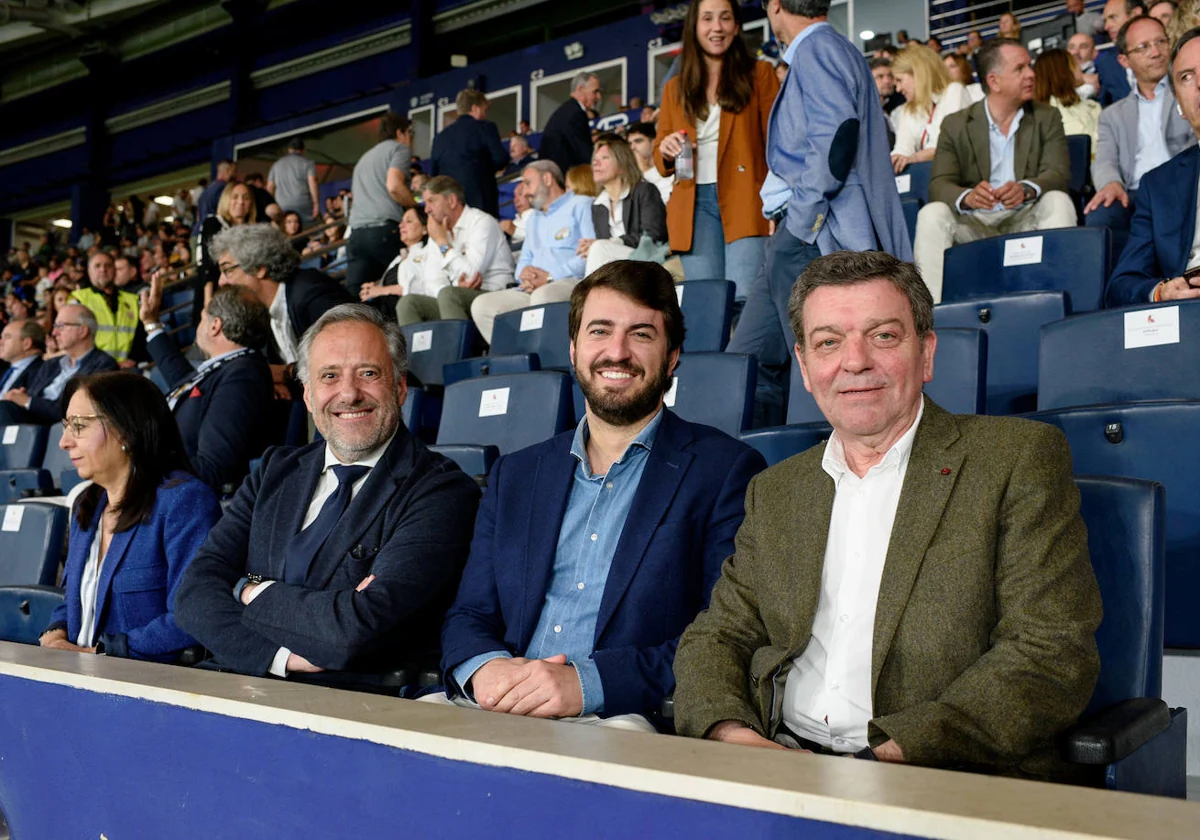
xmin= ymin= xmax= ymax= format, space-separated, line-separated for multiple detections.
xmin=359 ymin=206 xmax=430 ymax=318
xmin=914 ymin=39 xmax=1075 ymax=301
xmin=625 ymin=121 xmax=673 ymax=206
xmin=890 ymin=44 xmax=972 ymax=173
xmin=195 ymin=181 xmax=258 ymax=326
xmin=1151 ymin=0 xmax=1178 ymax=25
xmin=431 ymin=89 xmax=510 ymax=218
xmin=469 ymin=161 xmax=595 ymax=344
xmin=498 ymin=182 xmax=533 ymax=248
xmin=75 ymin=226 xmax=96 ymax=252
xmin=944 ymin=54 xmax=984 ymax=101
xmin=1085 ymin=16 xmax=1193 ymax=259
xmin=870 ymin=57 xmax=907 ymax=131
xmin=281 ymin=211 xmax=307 ymax=253
xmin=1167 ymin=0 xmax=1198 ymax=41
xmin=578 ymin=134 xmax=668 ymax=275
xmin=0 ymin=319 xmax=45 ymax=395
xmin=72 ymin=251 xmax=147 ymax=367
xmin=566 ymin=163 xmax=598 ymax=197
xmin=1098 ymin=1 xmax=1143 ymax=103
xmin=431 ymin=261 xmax=765 ymax=730
xmin=39 ymin=373 xmax=221 ymax=661
xmin=926 ymin=35 xmax=943 ymax=54
xmin=0 ymin=303 xmax=118 ymax=424
xmin=999 ymin=11 xmax=1023 ymax=40
xmin=113 ymin=254 xmax=146 ymax=295
xmin=174 ymin=304 xmax=480 ymax=685
xmin=409 ymin=172 xmax=427 ymax=201
xmin=673 ymin=250 xmax=1101 ymax=782
xmin=141 ymin=279 xmax=277 ymax=494
xmin=1105 ymin=26 xmax=1200 ymax=304
xmin=505 ymin=134 xmax=538 ymax=176
xmin=1034 ymin=48 xmax=1102 ymax=160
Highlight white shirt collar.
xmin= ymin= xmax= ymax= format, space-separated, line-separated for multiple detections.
xmin=822 ymin=398 xmax=925 ymax=482
xmin=267 ymin=282 xmax=287 ymax=321
xmin=594 ymin=186 xmax=631 ymax=209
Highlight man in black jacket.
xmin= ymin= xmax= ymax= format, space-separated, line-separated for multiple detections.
xmin=539 ymin=72 xmax=601 ymax=175
xmin=431 ymin=89 xmax=510 ymax=218
xmin=0 ymin=319 xmax=45 ymax=396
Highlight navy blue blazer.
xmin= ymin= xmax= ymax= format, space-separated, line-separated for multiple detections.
xmin=148 ymin=334 xmax=277 ymax=493
xmin=26 ymin=346 xmax=119 ymax=423
xmin=0 ymin=356 xmax=43 ymax=394
xmin=1106 ymin=145 xmax=1200 ymax=307
xmin=440 ymin=409 xmax=766 ymax=726
xmin=538 ymin=98 xmax=594 ymax=176
xmin=174 ymin=426 xmax=481 ymax=677
xmin=431 ymin=115 xmax=509 ymax=218
xmin=1094 ymin=48 xmax=1131 ymax=108
xmin=47 ymin=473 xmax=220 ymax=661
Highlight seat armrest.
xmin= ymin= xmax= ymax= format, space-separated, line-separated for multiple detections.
xmin=1063 ymin=697 xmax=1171 ymax=764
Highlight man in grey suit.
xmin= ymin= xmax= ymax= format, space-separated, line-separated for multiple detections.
xmin=1085 ymin=15 xmax=1195 ymax=258
xmin=674 ymin=250 xmax=1102 ymax=782
xmin=914 ymin=38 xmax=1076 ymax=302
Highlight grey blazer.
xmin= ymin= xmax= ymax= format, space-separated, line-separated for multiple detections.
xmin=1091 ymin=85 xmax=1196 ymax=189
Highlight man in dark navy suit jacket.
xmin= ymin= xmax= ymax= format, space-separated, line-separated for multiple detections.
xmin=0 ymin=319 xmax=45 ymax=396
xmin=175 ymin=304 xmax=479 ymax=686
xmin=141 ymin=279 xmax=277 ymax=494
xmin=538 ymin=71 xmax=602 ymax=176
xmin=432 ymin=261 xmax=766 ymax=731
xmin=431 ymin=89 xmax=510 ymax=218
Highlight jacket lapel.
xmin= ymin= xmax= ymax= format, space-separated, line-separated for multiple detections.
xmin=780 ymin=453 xmax=835 ymax=654
xmin=518 ymin=446 xmax=576 ymax=649
xmin=1170 ymin=148 xmax=1200 ymax=276
xmin=273 ymin=444 xmax=327 ymax=580
xmin=1013 ymin=104 xmax=1034 ymax=182
xmin=716 ymin=103 xmax=732 ymax=172
xmin=966 ymin=103 xmax=992 ymax=185
xmin=94 ymin=516 xmax=139 ymax=636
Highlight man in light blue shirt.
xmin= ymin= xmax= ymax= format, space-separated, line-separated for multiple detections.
xmin=469 ymin=160 xmax=595 ymax=343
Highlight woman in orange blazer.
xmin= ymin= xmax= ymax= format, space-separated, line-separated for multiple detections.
xmin=654 ymin=0 xmax=779 ymax=302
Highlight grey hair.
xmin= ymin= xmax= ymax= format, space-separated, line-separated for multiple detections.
xmin=570 ymin=71 xmax=599 ymax=91
xmin=62 ymin=303 xmax=99 ymax=341
xmin=295 ymin=303 xmax=408 ymax=385
xmin=210 ymin=223 xmax=300 ymax=282
xmin=524 ymin=158 xmax=565 ymax=188
xmin=779 ymin=0 xmax=833 ymax=15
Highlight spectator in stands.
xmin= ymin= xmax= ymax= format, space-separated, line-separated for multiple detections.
xmin=0 ymin=303 xmax=118 ymax=425
xmin=565 ymin=163 xmax=598 ymax=197
xmin=498 ymin=182 xmax=533 ymax=247
xmin=38 ymin=372 xmax=220 ymax=661
xmin=1105 ymin=26 xmax=1200 ymax=303
xmin=578 ymin=134 xmax=668 ymax=276
xmin=141 ymin=279 xmax=276 ymax=494
xmin=1100 ymin=1 xmax=1145 ymax=101
xmin=194 ymin=161 xmax=237 ymax=233
xmin=431 ymin=89 xmax=510 ymax=218
xmin=1086 ymin=16 xmax=1193 ymax=257
xmin=347 ymin=112 xmax=417 ymax=297
xmin=72 ymin=251 xmax=147 ymax=367
xmin=914 ymin=39 xmax=1074 ymax=301
xmin=999 ymin=12 xmax=1023 ymax=41
xmin=195 ymin=181 xmax=258 ymax=326
xmin=243 ymin=172 xmax=281 ymax=223
xmin=1069 ymin=33 xmax=1108 ymax=101
xmin=944 ymin=55 xmax=984 ymax=102
xmin=113 ymin=254 xmax=146 ymax=296
xmin=625 ymin=121 xmax=673 ymax=206
xmin=505 ymin=134 xmax=538 ymax=177
xmin=267 ymin=137 xmax=320 ymax=223
xmin=1034 ymin=48 xmax=1103 ymax=156
xmin=673 ymin=250 xmax=1101 ymax=782
xmin=1150 ymin=0 xmax=1177 ymax=26
xmin=1065 ymin=0 xmax=1107 ymax=35
xmin=281 ymin=211 xmax=307 ymax=253
xmin=540 ymin=72 xmax=602 ymax=175
xmin=470 ymin=161 xmax=595 ymax=343
xmin=870 ymin=57 xmax=907 ymax=131
xmin=655 ymin=0 xmax=779 ymax=303
xmin=890 ymin=44 xmax=972 ymax=174
xmin=175 ymin=304 xmax=479 ymax=686
xmin=926 ymin=36 xmax=944 ymax=54
xmin=75 ymin=226 xmax=96 ymax=252
xmin=1167 ymin=0 xmax=1199 ymax=41
xmin=0 ymin=319 xmax=45 ymax=395
xmin=360 ymin=206 xmax=430 ymax=318
xmin=431 ymin=261 xmax=764 ymax=730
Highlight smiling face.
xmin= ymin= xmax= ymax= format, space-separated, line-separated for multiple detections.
xmin=796 ymin=278 xmax=935 ymax=449
xmin=59 ymin=389 xmax=128 ymax=490
xmin=696 ymin=0 xmax=739 ymax=59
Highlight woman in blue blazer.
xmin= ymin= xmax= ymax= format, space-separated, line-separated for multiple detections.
xmin=40 ymin=371 xmax=221 ymax=662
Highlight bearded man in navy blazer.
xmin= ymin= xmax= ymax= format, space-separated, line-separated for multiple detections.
xmin=175 ymin=304 xmax=480 ymax=687
xmin=431 ymin=261 xmax=766 ymax=731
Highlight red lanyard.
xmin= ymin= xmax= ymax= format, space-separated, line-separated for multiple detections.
xmin=919 ymin=102 xmax=939 ymax=150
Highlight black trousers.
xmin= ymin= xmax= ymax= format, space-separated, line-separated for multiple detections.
xmin=346 ymin=223 xmax=401 ymax=297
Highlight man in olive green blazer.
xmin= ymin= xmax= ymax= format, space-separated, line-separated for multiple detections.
xmin=673 ymin=250 xmax=1101 ymax=782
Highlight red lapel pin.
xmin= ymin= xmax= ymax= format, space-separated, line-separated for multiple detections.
xmin=940 ymin=468 xmax=951 ymax=475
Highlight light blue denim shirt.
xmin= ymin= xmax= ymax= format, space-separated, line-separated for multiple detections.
xmin=453 ymin=409 xmax=664 ymax=715
xmin=515 ymin=190 xmax=596 ymax=280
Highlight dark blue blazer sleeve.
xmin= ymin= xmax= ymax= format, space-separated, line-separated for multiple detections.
xmin=1106 ymin=187 xmax=1164 ymax=306
xmin=190 ymin=358 xmax=275 ymax=492
xmin=147 ymin=332 xmax=197 ymax=390
xmin=484 ymin=121 xmax=509 ymax=170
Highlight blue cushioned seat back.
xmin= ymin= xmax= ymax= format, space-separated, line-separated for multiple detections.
xmin=1067 ymin=135 xmax=1092 ymax=194
xmin=443 ymin=354 xmax=539 ymax=387
xmin=935 ymin=291 xmax=1067 ymax=415
xmin=895 ymin=160 xmax=932 ymax=204
xmin=0 ymin=424 xmax=49 ymax=470
xmin=1038 ymin=301 xmax=1200 ymax=410
xmin=41 ymin=425 xmax=74 ymax=489
xmin=0 ymin=503 xmax=67 ymax=586
xmin=490 ymin=303 xmax=572 ymax=370
xmin=739 ymin=423 xmax=831 ymax=468
xmin=1030 ymin=401 xmax=1200 ymax=649
xmin=676 ymin=280 xmax=734 ymax=352
xmin=402 ymin=387 xmax=423 ymax=433
xmin=0 ymin=470 xmax=53 ymax=503
xmin=667 ymin=353 xmax=755 ymax=437
xmin=428 ymin=444 xmax=500 ymax=479
xmin=1074 ymin=476 xmax=1165 ymax=712
xmin=0 ymin=585 xmax=65 ymax=645
xmin=400 ymin=320 xmax=480 ymax=387
xmin=437 ymin=371 xmax=574 ymax=454
xmin=942 ymin=227 xmax=1109 ymax=311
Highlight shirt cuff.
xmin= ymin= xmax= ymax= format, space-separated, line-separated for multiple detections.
xmin=572 ymin=658 xmax=604 ymax=716
xmin=269 ymin=647 xmax=291 ymax=677
xmin=955 ymin=189 xmax=971 ymax=212
xmin=245 ymin=580 xmax=275 ymax=604
xmin=451 ymin=650 xmax=512 ymax=700
xmin=1019 ymin=180 xmax=1042 ymax=199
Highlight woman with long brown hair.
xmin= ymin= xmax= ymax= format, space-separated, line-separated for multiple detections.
xmin=1033 ymin=48 xmax=1100 ymax=154
xmin=654 ymin=0 xmax=779 ymax=303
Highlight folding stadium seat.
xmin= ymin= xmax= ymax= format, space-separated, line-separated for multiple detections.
xmin=0 ymin=425 xmax=52 ymax=503
xmin=666 ymin=353 xmax=755 ymax=437
xmin=437 ymin=371 xmax=574 ymax=456
xmin=401 ymin=386 xmax=423 ymax=434
xmin=442 ymin=354 xmax=539 ymax=387
xmin=675 ymin=280 xmax=734 ymax=352
xmin=1061 ymin=476 xmax=1187 ymax=798
xmin=787 ymin=327 xmax=986 ymax=424
xmin=1038 ymin=301 xmax=1200 ymax=410
xmin=0 ymin=503 xmax=67 ymax=586
xmin=0 ymin=585 xmax=65 ymax=645
xmin=739 ymin=422 xmax=831 ymax=468
xmin=1067 ymin=134 xmax=1093 ymax=216
xmin=934 ymin=291 xmax=1067 ymax=414
xmin=490 ymin=302 xmax=572 ymax=370
xmin=428 ymin=444 xmax=500 ymax=483
xmin=400 ymin=320 xmax=480 ymax=387
xmin=894 ymin=160 xmax=932 ymax=205
xmin=1027 ymin=401 xmax=1200 ymax=649
xmin=941 ymin=226 xmax=1109 ymax=311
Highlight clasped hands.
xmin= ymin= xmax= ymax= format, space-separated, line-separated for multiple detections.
xmin=518 ymin=266 xmax=550 ymax=293
xmin=961 ymin=180 xmax=1028 ymax=212
xmin=469 ymin=653 xmax=583 ymax=718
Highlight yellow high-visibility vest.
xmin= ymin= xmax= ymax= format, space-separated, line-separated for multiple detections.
xmin=71 ymin=287 xmax=140 ymax=362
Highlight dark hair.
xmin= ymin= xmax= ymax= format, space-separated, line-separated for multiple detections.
xmin=868 ymin=56 xmax=893 ymax=70
xmin=1034 ymin=49 xmax=1081 ymax=106
xmin=677 ymin=0 xmax=757 ymax=125
xmin=788 ymin=251 xmax=934 ymax=348
xmin=626 ymin=121 xmax=657 ymax=140
xmin=569 ymin=260 xmax=686 ymax=353
xmin=945 ymin=53 xmax=976 ymax=85
xmin=288 ymin=136 xmax=305 ymax=151
xmin=779 ymin=0 xmax=832 ymax=14
xmin=207 ymin=286 xmax=270 ymax=349
xmin=379 ymin=111 xmax=412 ymax=142
xmin=67 ymin=372 xmax=194 ymax=533
xmin=976 ymin=37 xmax=1024 ymax=93
xmin=13 ymin=319 xmax=46 ymax=352
xmin=1169 ymin=25 xmax=1200 ymax=93
xmin=423 ymin=175 xmax=466 ymax=204
xmin=1117 ymin=14 xmax=1165 ymax=54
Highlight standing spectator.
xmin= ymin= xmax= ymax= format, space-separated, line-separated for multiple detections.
xmin=431 ymin=89 xmax=510 ymax=218
xmin=1034 ymin=48 xmax=1103 ymax=156
xmin=578 ymin=134 xmax=668 ymax=275
xmin=194 ymin=182 xmax=257 ymax=326
xmin=654 ymin=0 xmax=780 ymax=302
xmin=267 ymin=138 xmax=320 ymax=223
xmin=173 ymin=189 xmax=191 ymax=226
xmin=193 ymin=161 xmax=237 ymax=233
xmin=190 ymin=178 xmax=208 ymax=213
xmin=625 ymin=121 xmax=674 ymax=206
xmin=347 ymin=112 xmax=417 ymax=297
xmin=540 ymin=72 xmax=602 ymax=174
xmin=71 ymin=251 xmax=147 ymax=366
xmin=1099 ymin=2 xmax=1145 ymax=101
xmin=999 ymin=12 xmax=1023 ymax=41
xmin=1065 ymin=0 xmax=1107 ymax=36
xmin=890 ymin=44 xmax=972 ymax=173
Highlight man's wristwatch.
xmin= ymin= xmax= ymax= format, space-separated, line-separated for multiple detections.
xmin=1021 ymin=183 xmax=1037 ymax=202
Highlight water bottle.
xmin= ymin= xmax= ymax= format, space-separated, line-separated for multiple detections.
xmin=675 ymin=134 xmax=694 ymax=181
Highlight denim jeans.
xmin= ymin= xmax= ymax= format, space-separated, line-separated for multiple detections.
xmin=678 ymin=183 xmax=766 ymax=302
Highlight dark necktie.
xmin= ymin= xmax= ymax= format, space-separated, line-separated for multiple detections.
xmin=0 ymin=366 xmax=14 ymax=395
xmin=284 ymin=463 xmax=370 ymax=585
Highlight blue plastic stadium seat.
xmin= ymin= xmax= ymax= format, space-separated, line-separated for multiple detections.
xmin=400 ymin=320 xmax=480 ymax=387
xmin=1038 ymin=301 xmax=1200 ymax=410
xmin=935 ymin=291 xmax=1067 ymax=415
xmin=665 ymin=353 xmax=754 ymax=437
xmin=402 ymin=387 xmax=423 ymax=433
xmin=0 ymin=503 xmax=67 ymax=586
xmin=0 ymin=424 xmax=49 ymax=470
xmin=942 ymin=227 xmax=1109 ymax=311
xmin=739 ymin=422 xmax=831 ymax=468
xmin=676 ymin=280 xmax=734 ymax=352
xmin=437 ymin=371 xmax=574 ymax=455
xmin=901 ymin=197 xmax=921 ymax=246
xmin=443 ymin=354 xmax=540 ymax=387
xmin=1028 ymin=401 xmax=1200 ymax=649
xmin=490 ymin=302 xmax=571 ymax=370
xmin=428 ymin=444 xmax=500 ymax=479
xmin=41 ymin=425 xmax=74 ymax=489
xmin=895 ymin=159 xmax=932 ymax=204
xmin=0 ymin=585 xmax=65 ymax=644
xmin=0 ymin=470 xmax=54 ymax=503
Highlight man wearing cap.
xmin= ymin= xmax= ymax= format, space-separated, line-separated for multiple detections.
xmin=268 ymin=138 xmax=320 ymax=224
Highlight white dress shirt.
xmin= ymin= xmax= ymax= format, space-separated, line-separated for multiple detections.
xmin=422 ymin=205 xmax=515 ymax=292
xmin=695 ymin=107 xmax=721 ymax=185
xmin=267 ymin=283 xmax=299 ymax=364
xmin=891 ymin=83 xmax=972 ymax=157
xmin=76 ymin=529 xmax=104 ymax=648
xmin=782 ymin=400 xmax=925 ymax=752
xmin=593 ymin=186 xmax=630 ymax=240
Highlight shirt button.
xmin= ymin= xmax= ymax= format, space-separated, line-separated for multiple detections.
xmin=577 ymin=582 xmax=585 ymax=590
xmin=839 ymin=613 xmax=850 ymax=622
xmin=590 ymin=533 xmax=598 ymax=541
xmin=830 ymin=682 xmax=840 ymax=691
xmin=554 ymin=625 xmax=562 ymax=633
xmin=606 ymin=482 xmax=613 ymax=490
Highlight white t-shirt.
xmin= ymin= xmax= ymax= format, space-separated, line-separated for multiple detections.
xmin=695 ymin=107 xmax=722 ymax=185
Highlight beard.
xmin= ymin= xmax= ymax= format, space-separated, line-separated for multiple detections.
xmin=576 ymin=355 xmax=673 ymax=427
xmin=317 ymin=396 xmax=399 ymax=462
